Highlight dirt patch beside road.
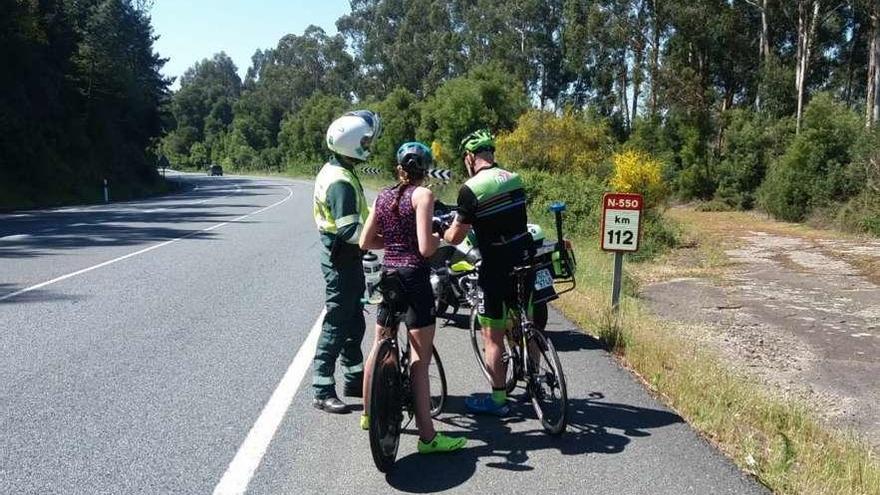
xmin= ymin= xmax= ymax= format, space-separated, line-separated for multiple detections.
xmin=639 ymin=207 xmax=880 ymax=447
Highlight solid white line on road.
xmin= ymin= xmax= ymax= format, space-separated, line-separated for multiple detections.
xmin=0 ymin=186 xmax=293 ymax=303
xmin=212 ymin=310 xmax=325 ymax=495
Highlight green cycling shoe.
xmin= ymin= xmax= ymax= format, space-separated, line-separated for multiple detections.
xmin=417 ymin=432 xmax=467 ymax=454
xmin=360 ymin=414 xmax=369 ymax=431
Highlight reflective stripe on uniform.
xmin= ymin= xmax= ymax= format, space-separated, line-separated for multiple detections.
xmin=344 ymin=223 xmax=363 ymax=244
xmin=335 ymin=213 xmax=361 ymax=228
xmin=313 ymin=375 xmax=336 ymax=386
xmin=342 ymin=363 xmax=364 ymax=374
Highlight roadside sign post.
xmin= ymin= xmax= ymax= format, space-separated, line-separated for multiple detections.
xmin=103 ymin=179 xmax=109 ymax=203
xmin=158 ymin=155 xmax=169 ymax=178
xmin=600 ymin=192 xmax=643 ymax=313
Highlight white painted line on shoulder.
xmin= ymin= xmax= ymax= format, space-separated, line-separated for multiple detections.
xmin=212 ymin=309 xmax=325 ymax=495
xmin=0 ymin=186 xmax=293 ymax=303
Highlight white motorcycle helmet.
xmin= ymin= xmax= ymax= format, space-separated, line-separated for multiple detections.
xmin=325 ymin=110 xmax=382 ymax=162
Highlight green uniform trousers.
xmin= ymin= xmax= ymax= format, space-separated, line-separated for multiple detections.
xmin=312 ymin=252 xmax=366 ymax=399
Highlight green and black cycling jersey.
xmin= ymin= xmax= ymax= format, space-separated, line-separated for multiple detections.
xmin=455 ymin=164 xmax=529 ymax=258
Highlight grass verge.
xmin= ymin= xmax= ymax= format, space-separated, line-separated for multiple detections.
xmin=551 ymin=213 xmax=880 ymax=495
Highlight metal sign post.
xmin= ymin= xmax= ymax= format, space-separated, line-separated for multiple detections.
xmin=600 ymin=192 xmax=643 ymax=313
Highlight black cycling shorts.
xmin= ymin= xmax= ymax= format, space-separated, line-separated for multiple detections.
xmin=477 ymin=242 xmax=533 ymax=329
xmin=377 ymin=266 xmax=435 ymax=330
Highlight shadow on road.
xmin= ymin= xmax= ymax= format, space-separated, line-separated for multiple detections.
xmin=385 ymin=310 xmax=682 ymax=492
xmin=0 ymin=284 xmax=86 ymax=304
xmin=0 ymin=178 xmax=284 ymax=259
xmin=388 ymin=395 xmax=682 ymax=493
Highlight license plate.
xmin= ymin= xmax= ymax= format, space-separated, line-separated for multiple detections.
xmin=534 ymin=268 xmax=553 ymax=291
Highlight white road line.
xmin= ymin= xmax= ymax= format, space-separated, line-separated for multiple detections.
xmin=212 ymin=310 xmax=325 ymax=495
xmin=0 ymin=186 xmax=293 ymax=303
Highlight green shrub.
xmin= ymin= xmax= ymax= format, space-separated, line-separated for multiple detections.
xmin=759 ymin=94 xmax=864 ymax=222
xmin=519 ymin=167 xmax=678 ymax=259
xmin=519 ymin=169 xmax=606 ymax=239
xmin=714 ymin=110 xmax=795 ymax=210
xmin=372 ymin=88 xmax=422 ymax=173
xmin=278 ymin=93 xmax=350 ymax=166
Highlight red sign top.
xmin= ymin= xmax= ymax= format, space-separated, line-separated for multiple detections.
xmin=603 ymin=192 xmax=643 ymax=211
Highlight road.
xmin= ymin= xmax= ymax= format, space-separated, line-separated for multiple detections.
xmin=0 ymin=173 xmax=767 ymax=494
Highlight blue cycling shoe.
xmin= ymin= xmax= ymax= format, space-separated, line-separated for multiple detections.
xmin=465 ymin=394 xmax=510 ymax=416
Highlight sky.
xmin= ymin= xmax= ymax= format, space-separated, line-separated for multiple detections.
xmin=150 ymin=0 xmax=351 ymax=88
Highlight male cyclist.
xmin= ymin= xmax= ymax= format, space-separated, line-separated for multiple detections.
xmin=442 ymin=129 xmax=530 ymax=416
xmin=312 ymin=110 xmax=381 ymax=414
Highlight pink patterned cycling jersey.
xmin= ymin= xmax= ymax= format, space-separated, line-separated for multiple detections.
xmin=375 ymin=184 xmax=428 ymax=269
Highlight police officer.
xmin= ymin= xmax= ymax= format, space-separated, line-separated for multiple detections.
xmin=312 ymin=110 xmax=381 ymax=413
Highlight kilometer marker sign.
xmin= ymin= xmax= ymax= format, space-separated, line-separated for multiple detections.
xmin=601 ymin=192 xmax=643 ymax=252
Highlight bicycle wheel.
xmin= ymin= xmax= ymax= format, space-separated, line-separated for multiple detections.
xmin=469 ymin=307 xmax=517 ymax=393
xmin=368 ymin=339 xmax=403 ymax=472
xmin=428 ymin=346 xmax=447 ymax=417
xmin=525 ymin=330 xmax=568 ymax=435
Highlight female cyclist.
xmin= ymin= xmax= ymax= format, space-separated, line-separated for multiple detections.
xmin=359 ymin=142 xmax=466 ymax=454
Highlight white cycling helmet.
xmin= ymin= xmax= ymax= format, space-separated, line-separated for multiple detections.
xmin=325 ymin=110 xmax=382 ymax=161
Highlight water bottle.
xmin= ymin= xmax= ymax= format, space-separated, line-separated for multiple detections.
xmin=362 ymin=252 xmax=383 ymax=304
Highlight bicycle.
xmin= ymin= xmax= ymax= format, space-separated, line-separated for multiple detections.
xmin=367 ymin=269 xmax=449 ymax=473
xmin=469 ymin=202 xmax=575 ymax=435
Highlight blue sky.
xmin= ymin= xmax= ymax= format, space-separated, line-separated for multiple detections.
xmin=150 ymin=1 xmax=351 ymax=87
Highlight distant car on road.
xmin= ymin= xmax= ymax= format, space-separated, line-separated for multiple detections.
xmin=208 ymin=164 xmax=223 ymax=176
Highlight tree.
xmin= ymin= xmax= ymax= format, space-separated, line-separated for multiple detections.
xmin=162 ymin=52 xmax=241 ymax=167
xmin=418 ymin=64 xmax=528 ymax=173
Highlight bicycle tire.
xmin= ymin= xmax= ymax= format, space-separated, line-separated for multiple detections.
xmin=525 ymin=330 xmax=568 ymax=435
xmin=469 ymin=307 xmax=517 ymax=393
xmin=368 ymin=339 xmax=403 ymax=472
xmin=429 ymin=346 xmax=447 ymax=417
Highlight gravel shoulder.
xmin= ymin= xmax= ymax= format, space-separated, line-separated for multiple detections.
xmin=639 ymin=208 xmax=880 ymax=448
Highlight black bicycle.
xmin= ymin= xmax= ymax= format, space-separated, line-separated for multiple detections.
xmin=367 ymin=270 xmax=448 ymax=473
xmin=469 ymin=202 xmax=575 ymax=435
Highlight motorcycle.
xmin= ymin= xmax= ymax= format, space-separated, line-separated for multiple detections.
xmin=429 ymin=201 xmax=575 ymax=331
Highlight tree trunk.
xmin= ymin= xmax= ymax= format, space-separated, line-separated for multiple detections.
xmin=649 ymin=0 xmax=661 ymax=117
xmin=629 ymin=0 xmax=647 ymax=126
xmin=867 ymin=8 xmax=880 ymax=128
xmin=756 ymin=0 xmax=770 ymax=111
xmin=846 ymin=18 xmax=863 ymax=107
xmin=620 ymin=61 xmax=630 ymax=130
xmin=796 ymin=0 xmax=820 ymax=134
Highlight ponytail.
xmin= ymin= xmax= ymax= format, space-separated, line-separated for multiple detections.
xmin=390 ymin=181 xmax=407 ymax=213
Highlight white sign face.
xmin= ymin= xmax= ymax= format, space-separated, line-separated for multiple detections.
xmin=600 ymin=193 xmax=643 ymax=252
xmin=602 ymin=210 xmax=640 ymax=251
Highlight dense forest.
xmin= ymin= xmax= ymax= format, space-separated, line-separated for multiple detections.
xmin=0 ymin=0 xmax=168 ymax=209
xmin=3 ymin=1 xmax=879 ymax=233
xmin=162 ymin=0 xmax=880 ymax=234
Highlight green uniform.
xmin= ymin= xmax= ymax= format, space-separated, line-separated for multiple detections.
xmin=312 ymin=157 xmax=369 ymax=399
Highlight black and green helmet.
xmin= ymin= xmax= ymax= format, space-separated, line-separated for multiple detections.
xmin=459 ymin=128 xmax=495 ymax=155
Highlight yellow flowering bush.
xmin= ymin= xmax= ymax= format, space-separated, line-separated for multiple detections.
xmin=496 ymin=109 xmax=613 ymax=177
xmin=610 ymin=149 xmax=667 ymax=208
xmin=430 ymin=140 xmax=447 ymax=166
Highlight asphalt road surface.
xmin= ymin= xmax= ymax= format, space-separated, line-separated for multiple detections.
xmin=0 ymin=173 xmax=768 ymax=494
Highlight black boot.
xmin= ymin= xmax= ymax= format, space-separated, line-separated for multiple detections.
xmin=313 ymin=396 xmax=348 ymax=414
